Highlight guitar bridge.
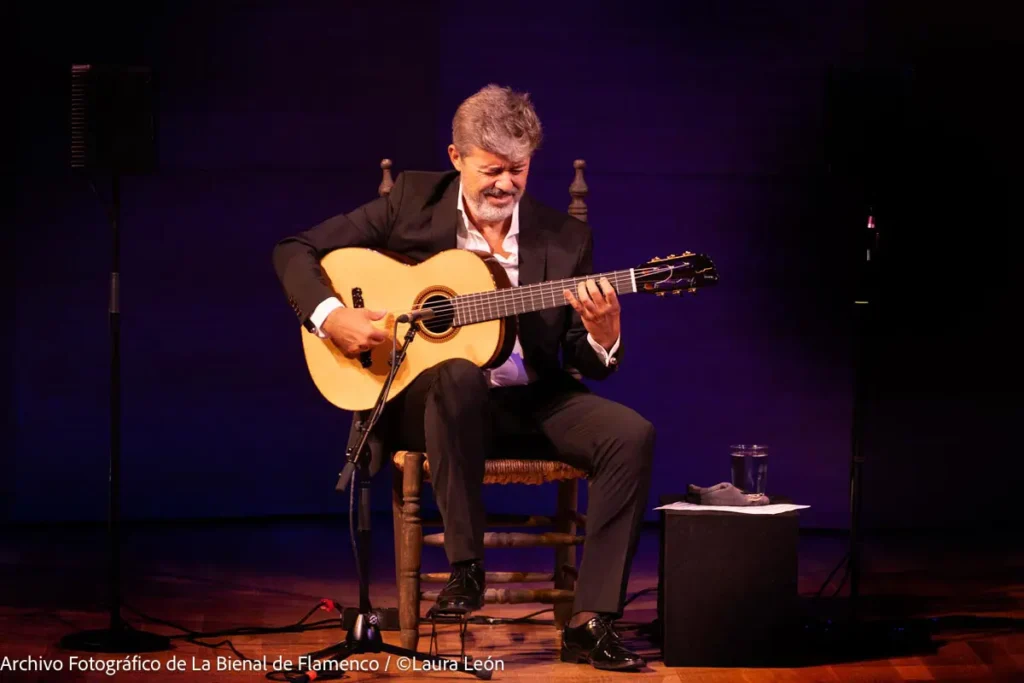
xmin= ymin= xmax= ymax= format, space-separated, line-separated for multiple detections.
xmin=351 ymin=287 xmax=373 ymax=368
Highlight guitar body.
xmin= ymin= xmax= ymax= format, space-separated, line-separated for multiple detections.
xmin=301 ymin=248 xmax=516 ymax=412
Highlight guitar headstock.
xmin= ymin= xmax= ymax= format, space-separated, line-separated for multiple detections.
xmin=635 ymin=252 xmax=719 ymax=297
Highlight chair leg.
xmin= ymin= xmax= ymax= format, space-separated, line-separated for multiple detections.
xmin=553 ymin=478 xmax=578 ymax=632
xmin=399 ymin=452 xmax=424 ymax=652
xmin=391 ymin=463 xmax=405 ymax=595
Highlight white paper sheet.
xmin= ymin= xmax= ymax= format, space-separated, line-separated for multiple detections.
xmin=654 ymin=501 xmax=810 ymax=514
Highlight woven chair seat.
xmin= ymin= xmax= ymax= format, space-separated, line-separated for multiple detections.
xmin=392 ymin=450 xmax=587 ymax=485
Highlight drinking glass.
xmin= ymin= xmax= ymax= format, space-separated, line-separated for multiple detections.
xmin=730 ymin=444 xmax=768 ymax=494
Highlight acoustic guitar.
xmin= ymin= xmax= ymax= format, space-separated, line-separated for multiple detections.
xmin=300 ymin=248 xmax=718 ymax=411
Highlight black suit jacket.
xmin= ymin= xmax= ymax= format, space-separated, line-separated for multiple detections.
xmin=272 ymin=170 xmax=623 ymax=469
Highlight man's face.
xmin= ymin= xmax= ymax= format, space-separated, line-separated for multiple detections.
xmin=448 ymin=145 xmax=530 ymax=223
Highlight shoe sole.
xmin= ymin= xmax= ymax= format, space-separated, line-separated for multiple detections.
xmin=560 ymin=647 xmax=644 ymax=671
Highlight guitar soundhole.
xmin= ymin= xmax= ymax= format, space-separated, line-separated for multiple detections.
xmin=419 ymin=294 xmax=455 ymax=335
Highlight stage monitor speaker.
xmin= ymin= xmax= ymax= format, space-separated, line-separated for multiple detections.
xmin=658 ymin=496 xmax=800 ymax=667
xmin=70 ymin=64 xmax=157 ymax=174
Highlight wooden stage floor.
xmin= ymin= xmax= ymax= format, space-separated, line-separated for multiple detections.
xmin=1 ymin=517 xmax=1021 ymax=682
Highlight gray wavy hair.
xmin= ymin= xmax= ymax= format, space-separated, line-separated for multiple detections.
xmin=452 ymin=85 xmax=543 ymax=161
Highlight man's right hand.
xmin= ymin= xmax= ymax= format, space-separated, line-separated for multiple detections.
xmin=321 ymin=307 xmax=388 ymax=357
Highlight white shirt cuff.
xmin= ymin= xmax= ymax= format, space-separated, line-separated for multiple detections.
xmin=309 ymin=297 xmax=344 ymax=338
xmin=587 ymin=333 xmax=621 ymax=367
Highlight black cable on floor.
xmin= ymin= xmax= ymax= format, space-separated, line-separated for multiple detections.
xmin=466 ymin=585 xmax=658 ymax=626
xmin=118 ymin=583 xmax=660 ymax=678
xmin=123 ymin=601 xmax=336 ymax=639
xmin=122 ymin=600 xmax=345 ymax=674
xmin=470 ymin=607 xmax=553 ymax=625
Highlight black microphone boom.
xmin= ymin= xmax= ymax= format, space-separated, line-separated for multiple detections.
xmin=396 ymin=309 xmax=435 ymax=324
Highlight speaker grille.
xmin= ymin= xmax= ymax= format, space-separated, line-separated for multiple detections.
xmin=69 ymin=64 xmax=156 ymax=173
xmin=70 ymin=64 xmax=91 ymax=169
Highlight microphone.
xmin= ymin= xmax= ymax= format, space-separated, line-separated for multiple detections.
xmin=866 ymin=210 xmax=877 ymax=263
xmin=396 ymin=309 xmax=435 ymax=324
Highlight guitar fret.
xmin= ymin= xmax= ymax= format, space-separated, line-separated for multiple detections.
xmin=409 ymin=264 xmax=661 ymax=329
xmin=452 ymin=269 xmax=639 ymax=326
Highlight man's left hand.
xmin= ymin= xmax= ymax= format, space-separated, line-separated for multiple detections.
xmin=564 ymin=277 xmax=621 ymax=351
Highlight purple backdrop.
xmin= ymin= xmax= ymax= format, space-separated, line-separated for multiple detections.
xmin=11 ymin=0 xmax=1021 ymax=530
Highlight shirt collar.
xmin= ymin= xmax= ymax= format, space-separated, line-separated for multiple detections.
xmin=457 ymin=181 xmax=520 ymax=241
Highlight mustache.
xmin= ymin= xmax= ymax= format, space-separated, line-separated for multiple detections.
xmin=482 ymin=187 xmax=518 ymax=198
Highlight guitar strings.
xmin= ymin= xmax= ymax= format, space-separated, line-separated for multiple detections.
xmin=403 ymin=266 xmax=678 ymax=318
xmin=393 ymin=264 xmax=699 ymax=323
xmin=405 ymin=272 xmax=635 ymax=322
xmin=456 ymin=273 xmax=638 ymax=320
xmin=409 ymin=265 xmax=667 ymax=314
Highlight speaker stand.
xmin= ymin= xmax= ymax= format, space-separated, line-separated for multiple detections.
xmin=59 ymin=172 xmax=171 ymax=653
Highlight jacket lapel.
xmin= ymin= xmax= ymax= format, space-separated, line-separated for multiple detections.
xmin=430 ymin=180 xmax=549 ymax=285
xmin=517 ymin=193 xmax=547 ymax=286
xmin=428 ymin=175 xmax=460 ymax=252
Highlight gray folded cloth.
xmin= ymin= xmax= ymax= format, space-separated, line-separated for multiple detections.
xmin=687 ymin=482 xmax=770 ymax=506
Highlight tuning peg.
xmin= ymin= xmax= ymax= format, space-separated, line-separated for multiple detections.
xmin=656 ymin=292 xmax=667 ymax=297
xmin=673 ymin=290 xmax=683 ymax=295
xmin=688 ymin=288 xmax=698 ymax=294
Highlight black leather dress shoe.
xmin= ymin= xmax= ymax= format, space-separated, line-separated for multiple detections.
xmin=560 ymin=615 xmax=645 ymax=671
xmin=435 ymin=561 xmax=485 ymax=613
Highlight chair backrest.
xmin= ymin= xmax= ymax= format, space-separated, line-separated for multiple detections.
xmin=376 ymin=158 xmax=589 ymax=221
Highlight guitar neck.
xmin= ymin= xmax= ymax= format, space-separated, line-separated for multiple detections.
xmin=452 ymin=269 xmax=637 ymax=327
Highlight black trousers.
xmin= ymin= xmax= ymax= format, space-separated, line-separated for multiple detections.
xmin=379 ymin=358 xmax=656 ymax=617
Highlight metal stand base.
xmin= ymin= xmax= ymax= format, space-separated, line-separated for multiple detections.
xmin=59 ymin=625 xmax=171 ymax=653
xmin=427 ymin=607 xmax=472 ymax=659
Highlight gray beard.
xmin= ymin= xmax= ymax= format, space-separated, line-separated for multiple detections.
xmin=470 ymin=193 xmax=518 ymax=222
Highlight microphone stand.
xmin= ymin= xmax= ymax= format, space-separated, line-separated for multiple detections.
xmin=848 ymin=209 xmax=878 ymax=622
xmin=295 ymin=317 xmax=490 ymax=682
xmin=803 ymin=208 xmax=934 ymax=661
xmin=808 ymin=210 xmax=877 ymax=628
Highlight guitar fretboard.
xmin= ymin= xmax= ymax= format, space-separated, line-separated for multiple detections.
xmin=452 ymin=269 xmax=637 ymax=327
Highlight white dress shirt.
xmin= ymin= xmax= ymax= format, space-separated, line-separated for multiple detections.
xmin=307 ymin=183 xmax=621 ymax=388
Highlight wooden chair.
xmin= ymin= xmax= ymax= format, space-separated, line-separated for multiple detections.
xmin=378 ymin=158 xmax=592 ymax=651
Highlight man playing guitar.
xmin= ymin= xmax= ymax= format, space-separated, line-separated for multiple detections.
xmin=273 ymin=84 xmax=655 ymax=671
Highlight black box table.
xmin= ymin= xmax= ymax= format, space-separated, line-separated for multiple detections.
xmin=657 ymin=493 xmax=801 ymax=667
